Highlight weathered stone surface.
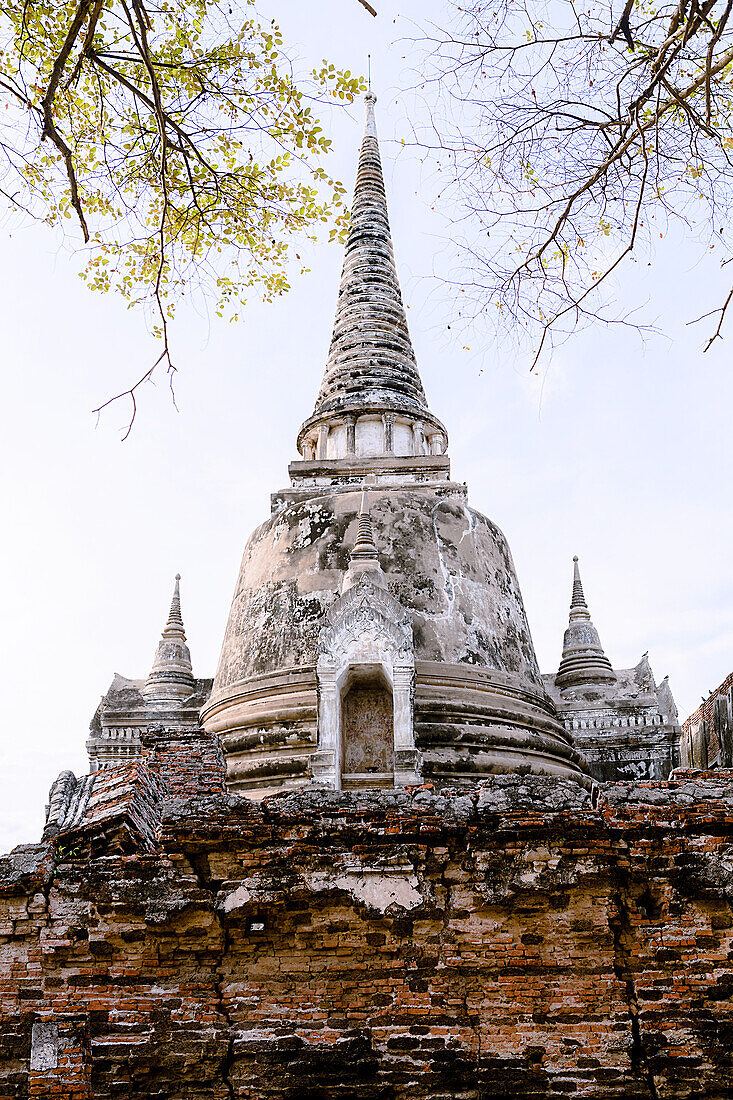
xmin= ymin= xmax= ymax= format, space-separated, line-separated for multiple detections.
xmin=211 ymin=490 xmax=542 ymax=687
xmin=262 ymin=784 xmax=476 ymax=825
xmin=476 ymin=773 xmax=593 ymax=814
xmin=602 ymin=775 xmax=733 ymax=807
xmin=545 ymin=654 xmax=680 ymax=784
xmin=204 ymin=488 xmax=588 ymax=794
xmin=0 ymin=843 xmax=52 ymax=895
xmin=30 ymin=1021 xmax=58 ymax=1071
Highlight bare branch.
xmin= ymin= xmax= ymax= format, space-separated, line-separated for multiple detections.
xmin=0 ymin=0 xmax=367 ymax=433
xmin=410 ymin=0 xmax=733 ymax=360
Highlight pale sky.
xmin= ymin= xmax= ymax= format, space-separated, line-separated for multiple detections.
xmin=1 ymin=0 xmax=731 ymax=850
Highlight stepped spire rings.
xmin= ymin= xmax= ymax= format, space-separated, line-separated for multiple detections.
xmin=556 ymin=557 xmax=615 ymax=689
xmin=143 ymin=574 xmax=195 ymax=703
xmin=296 ymin=92 xmax=447 ymax=465
xmin=351 ymin=486 xmax=378 ymax=560
xmin=569 ymin=556 xmax=589 ymax=618
xmin=162 ymin=574 xmax=186 ymax=636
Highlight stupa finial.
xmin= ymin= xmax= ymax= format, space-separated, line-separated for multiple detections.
xmin=352 ymin=485 xmax=378 ymax=561
xmin=556 ymin=556 xmax=616 ymax=689
xmin=162 ymin=573 xmax=185 ymax=638
xmin=570 ymin=555 xmax=589 ymax=618
xmin=143 ymin=574 xmax=195 ymax=702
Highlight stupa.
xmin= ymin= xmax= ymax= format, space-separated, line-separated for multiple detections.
xmin=11 ymin=91 xmax=729 ymax=1100
xmin=543 ymin=558 xmax=680 ymax=782
xmin=199 ymin=93 xmax=588 ymax=794
xmin=84 ymin=94 xmax=680 ymax=793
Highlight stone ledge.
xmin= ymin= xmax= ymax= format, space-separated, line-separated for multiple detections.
xmin=11 ymin=771 xmax=733 ymax=872
xmin=0 ymin=843 xmax=53 ymax=896
xmin=288 ymin=454 xmax=451 ymax=477
xmin=601 ymin=772 xmax=733 ymax=807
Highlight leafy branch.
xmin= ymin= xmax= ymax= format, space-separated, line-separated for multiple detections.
xmin=0 ymin=1 xmax=367 ymax=433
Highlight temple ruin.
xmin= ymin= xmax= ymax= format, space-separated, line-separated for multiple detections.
xmin=2 ymin=95 xmax=731 ymax=1100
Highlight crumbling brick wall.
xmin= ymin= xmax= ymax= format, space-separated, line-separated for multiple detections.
xmin=141 ymin=726 xmax=227 ymax=799
xmin=683 ymin=674 xmax=733 ymax=737
xmin=2 ymin=771 xmax=733 ymax=1098
xmin=682 ymin=672 xmax=733 ymax=769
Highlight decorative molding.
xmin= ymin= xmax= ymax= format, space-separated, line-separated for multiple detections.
xmin=315 ymin=574 xmax=418 ymax=789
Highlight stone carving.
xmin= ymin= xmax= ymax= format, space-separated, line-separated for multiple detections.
xmin=318 ymin=577 xmax=413 ymax=664
xmin=314 ymin=573 xmax=418 ymax=789
xmin=342 ymin=681 xmax=394 ymax=776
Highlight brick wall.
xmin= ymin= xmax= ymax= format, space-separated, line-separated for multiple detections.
xmin=682 ymin=670 xmax=733 ymax=736
xmin=2 ymin=774 xmax=733 ymax=1097
xmin=681 ymin=671 xmax=733 ymax=767
xmin=141 ymin=726 xmax=227 ymax=798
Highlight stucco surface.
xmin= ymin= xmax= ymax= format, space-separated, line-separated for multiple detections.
xmin=213 ymin=488 xmax=542 ymax=699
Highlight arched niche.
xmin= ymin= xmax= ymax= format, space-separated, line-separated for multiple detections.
xmin=312 ymin=575 xmax=419 ymax=790
xmin=340 ymin=665 xmax=394 ymax=787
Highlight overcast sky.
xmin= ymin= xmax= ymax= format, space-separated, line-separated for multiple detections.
xmin=1 ymin=0 xmax=731 ymax=850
